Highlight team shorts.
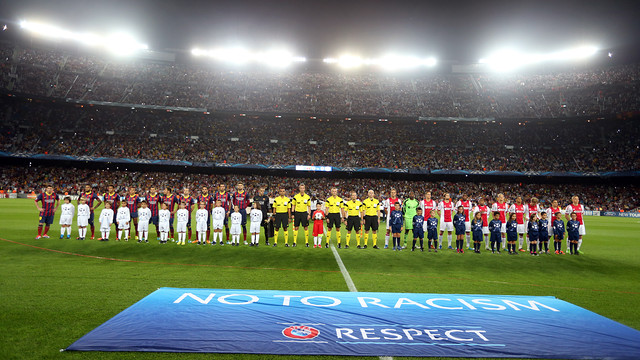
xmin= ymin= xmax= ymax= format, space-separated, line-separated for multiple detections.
xmin=196 ymin=221 xmax=207 ymax=233
xmin=440 ymin=221 xmax=454 ymax=232
xmin=59 ymin=215 xmax=73 ymax=226
xmin=176 ymin=221 xmax=187 ymax=233
xmin=501 ymin=223 xmax=506 ymax=233
xmin=427 ymin=228 xmax=438 ymax=240
xmin=554 ymin=232 xmax=564 ymax=240
xmin=138 ymin=221 xmax=149 ymax=232
xmin=250 ymin=221 xmax=261 ymax=234
xmin=100 ymin=223 xmax=111 ymax=232
xmin=77 ymin=216 xmax=89 ymax=227
xmin=465 ymin=221 xmax=471 ymax=232
xmin=507 ymin=232 xmax=517 ymax=242
xmin=294 ymin=212 xmax=309 ymax=227
xmin=364 ymin=215 xmax=379 ymax=231
xmin=230 ymin=224 xmax=242 ymax=235
xmin=239 ymin=209 xmax=247 ymax=226
xmin=212 ymin=220 xmax=224 ymax=230
xmin=313 ymin=222 xmax=325 ymax=237
xmin=490 ymin=233 xmax=502 ymax=243
xmin=150 ymin=215 xmax=159 ymax=226
xmin=88 ymin=212 xmax=95 ymax=226
xmin=327 ymin=213 xmax=341 ymax=228
xmin=274 ymin=213 xmax=289 ymax=229
xmin=118 ymin=221 xmax=130 ymax=230
xmin=159 ymin=222 xmax=170 ymax=233
xmin=39 ymin=214 xmax=55 ymax=225
xmin=391 ymin=224 xmax=402 ymax=234
xmin=482 ymin=226 xmax=490 ymax=235
xmin=539 ymin=231 xmax=549 ymax=240
xmin=455 ymin=225 xmax=466 ymax=236
xmin=517 ymin=224 xmax=525 ymax=234
xmin=528 ymin=234 xmax=539 ymax=242
xmin=472 ymin=230 xmax=483 ymax=242
xmin=412 ymin=228 xmax=424 ymax=239
xmin=346 ymin=216 xmax=361 ymax=232
xmin=131 ymin=211 xmax=138 ymax=219
xmin=579 ymin=224 xmax=586 ymax=236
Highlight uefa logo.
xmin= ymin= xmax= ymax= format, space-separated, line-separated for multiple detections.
xmin=282 ymin=325 xmax=320 ymax=340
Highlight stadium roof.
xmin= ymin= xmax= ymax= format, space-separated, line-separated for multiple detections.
xmin=1 ymin=0 xmax=639 ymax=62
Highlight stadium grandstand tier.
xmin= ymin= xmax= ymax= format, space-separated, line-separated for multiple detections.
xmin=1 ymin=42 xmax=640 ymax=118
xmin=1 ymin=166 xmax=638 ymax=212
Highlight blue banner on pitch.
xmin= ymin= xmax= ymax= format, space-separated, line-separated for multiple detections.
xmin=67 ymin=288 xmax=640 ymax=359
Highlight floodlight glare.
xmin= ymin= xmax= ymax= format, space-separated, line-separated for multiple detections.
xmin=479 ymin=45 xmax=599 ymax=71
xmin=337 ymin=55 xmax=363 ymax=68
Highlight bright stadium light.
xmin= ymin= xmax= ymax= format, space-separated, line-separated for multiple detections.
xmin=337 ymin=55 xmax=364 ymax=69
xmin=323 ymin=53 xmax=437 ymax=71
xmin=191 ymin=47 xmax=306 ymax=67
xmin=479 ymin=45 xmax=599 ymax=71
xmin=19 ymin=19 xmax=148 ymax=56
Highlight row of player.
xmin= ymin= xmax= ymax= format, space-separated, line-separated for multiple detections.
xmin=34 ymin=183 xmax=587 ymax=254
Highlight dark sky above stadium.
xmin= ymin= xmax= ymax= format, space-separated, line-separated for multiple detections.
xmin=2 ymin=0 xmax=639 ymax=61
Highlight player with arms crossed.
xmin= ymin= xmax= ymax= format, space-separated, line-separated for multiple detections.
xmin=384 ymin=188 xmax=402 ymax=249
xmin=59 ymin=196 xmax=74 ymax=239
xmin=565 ymin=196 xmax=586 ymax=253
xmin=34 ymin=184 xmax=59 ymax=239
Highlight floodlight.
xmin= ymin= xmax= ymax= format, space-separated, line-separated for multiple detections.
xmin=104 ymin=33 xmax=148 ymax=55
xmin=337 ymin=55 xmax=363 ymax=68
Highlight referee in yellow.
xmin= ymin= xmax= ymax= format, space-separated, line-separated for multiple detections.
xmin=292 ymin=184 xmax=311 ymax=247
xmin=344 ymin=191 xmax=363 ymax=249
xmin=325 ymin=187 xmax=345 ymax=248
xmin=272 ymin=186 xmax=291 ymax=247
xmin=362 ymin=189 xmax=381 ymax=249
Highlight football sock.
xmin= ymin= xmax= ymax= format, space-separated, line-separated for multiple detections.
xmin=364 ymin=233 xmax=369 ymax=247
xmin=285 ymin=231 xmax=289 ymax=245
xmin=412 ymin=240 xmax=416 ymax=249
xmin=419 ymin=239 xmax=423 ymax=248
xmin=44 ymin=225 xmax=50 ymax=235
xmin=434 ymin=240 xmax=438 ymax=249
xmin=466 ymin=234 xmax=471 ymax=248
xmin=61 ymin=227 xmax=66 ymax=236
xmin=385 ymin=234 xmax=390 ymax=246
xmin=305 ymin=231 xmax=309 ymax=245
xmin=118 ymin=230 xmax=123 ymax=239
xmin=188 ymin=229 xmax=192 ymax=240
xmin=206 ymin=230 xmax=210 ymax=241
xmin=125 ymin=230 xmax=130 ymax=239
xmin=293 ymin=230 xmax=298 ymax=244
xmin=578 ymin=239 xmax=582 ymax=250
xmin=90 ymin=225 xmax=95 ymax=237
xmin=518 ymin=237 xmax=523 ymax=249
xmin=447 ymin=234 xmax=452 ymax=247
xmin=243 ymin=227 xmax=247 ymax=242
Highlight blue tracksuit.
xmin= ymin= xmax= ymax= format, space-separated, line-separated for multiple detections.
xmin=390 ymin=210 xmax=404 ymax=233
xmin=453 ymin=213 xmax=466 ymax=235
xmin=412 ymin=215 xmax=424 ymax=239
xmin=471 ymin=219 xmax=483 ymax=242
xmin=426 ymin=217 xmax=438 ymax=240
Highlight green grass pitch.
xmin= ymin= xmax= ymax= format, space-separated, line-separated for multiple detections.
xmin=1 ymin=198 xmax=639 ymax=360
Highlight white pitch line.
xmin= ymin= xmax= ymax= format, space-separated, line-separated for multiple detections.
xmin=330 ymin=244 xmax=392 ymax=360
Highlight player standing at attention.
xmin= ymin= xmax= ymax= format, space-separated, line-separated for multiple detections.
xmin=214 ymin=184 xmax=233 ymax=244
xmin=453 ymin=206 xmax=466 ymax=253
xmin=252 ymin=186 xmax=271 ymax=246
xmin=137 ymin=200 xmax=151 ymax=243
xmin=420 ymin=191 xmax=438 ymax=249
xmin=552 ymin=212 xmax=565 ymax=255
xmin=362 ymin=190 xmax=381 ymax=249
xmin=411 ymin=208 xmax=425 ymax=252
xmin=79 ymin=184 xmax=102 ymax=239
xmin=527 ymin=214 xmax=539 ymax=256
xmin=211 ymin=199 xmax=226 ymax=245
xmin=311 ymin=202 xmax=326 ymax=248
xmin=507 ymin=196 xmax=527 ymax=252
xmin=291 ymin=184 xmax=311 ymax=247
xmin=272 ymin=187 xmax=291 ymax=247
xmin=455 ymin=194 xmax=473 ymax=250
xmin=402 ymin=192 xmax=419 ymax=249
xmin=116 ymin=200 xmax=131 ymax=241
xmin=525 ymin=197 xmax=540 ymax=251
xmin=175 ymin=203 xmax=189 ymax=245
xmin=34 ymin=184 xmax=59 ymax=239
xmin=76 ymin=198 xmax=90 ymax=240
xmin=102 ymin=185 xmax=120 ymax=232
xmin=197 ymin=186 xmax=214 ymax=243
xmin=538 ymin=211 xmax=550 ymax=254
xmin=162 ymin=187 xmax=178 ymax=241
xmin=565 ymin=196 xmax=586 ymax=253
xmin=472 ymin=197 xmax=491 ymax=250
xmin=471 ymin=211 xmax=483 ymax=253
xmin=426 ymin=210 xmax=439 ymax=252
xmin=489 ymin=212 xmax=502 ymax=254
xmin=125 ymin=187 xmax=141 ymax=240
xmin=567 ymin=212 xmax=581 ymax=255
xmin=437 ymin=193 xmax=455 ymax=249
xmin=491 ymin=194 xmax=508 ymax=250
xmin=249 ymin=202 xmax=263 ymax=246
xmin=59 ymin=197 xmax=74 ymax=239
xmin=230 ymin=205 xmax=243 ymax=246
xmin=232 ymin=183 xmax=251 ymax=245
xmin=158 ymin=203 xmax=171 ymax=244
xmin=325 ymin=187 xmax=345 ymax=248
xmin=195 ymin=202 xmax=209 ymax=245
xmin=98 ymin=201 xmax=113 ymax=241
xmin=145 ymin=187 xmax=161 ymax=240
xmin=345 ymin=191 xmax=363 ymax=249
xmin=389 ymin=202 xmax=404 ymax=251
xmin=506 ymin=213 xmax=518 ymax=255
xmin=546 ymin=200 xmax=563 ymax=244
xmin=178 ymin=188 xmax=196 ymax=242
xmin=384 ymin=188 xmax=402 ymax=249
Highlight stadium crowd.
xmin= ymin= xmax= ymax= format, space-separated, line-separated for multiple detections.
xmin=1 ymin=42 xmax=640 ymax=119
